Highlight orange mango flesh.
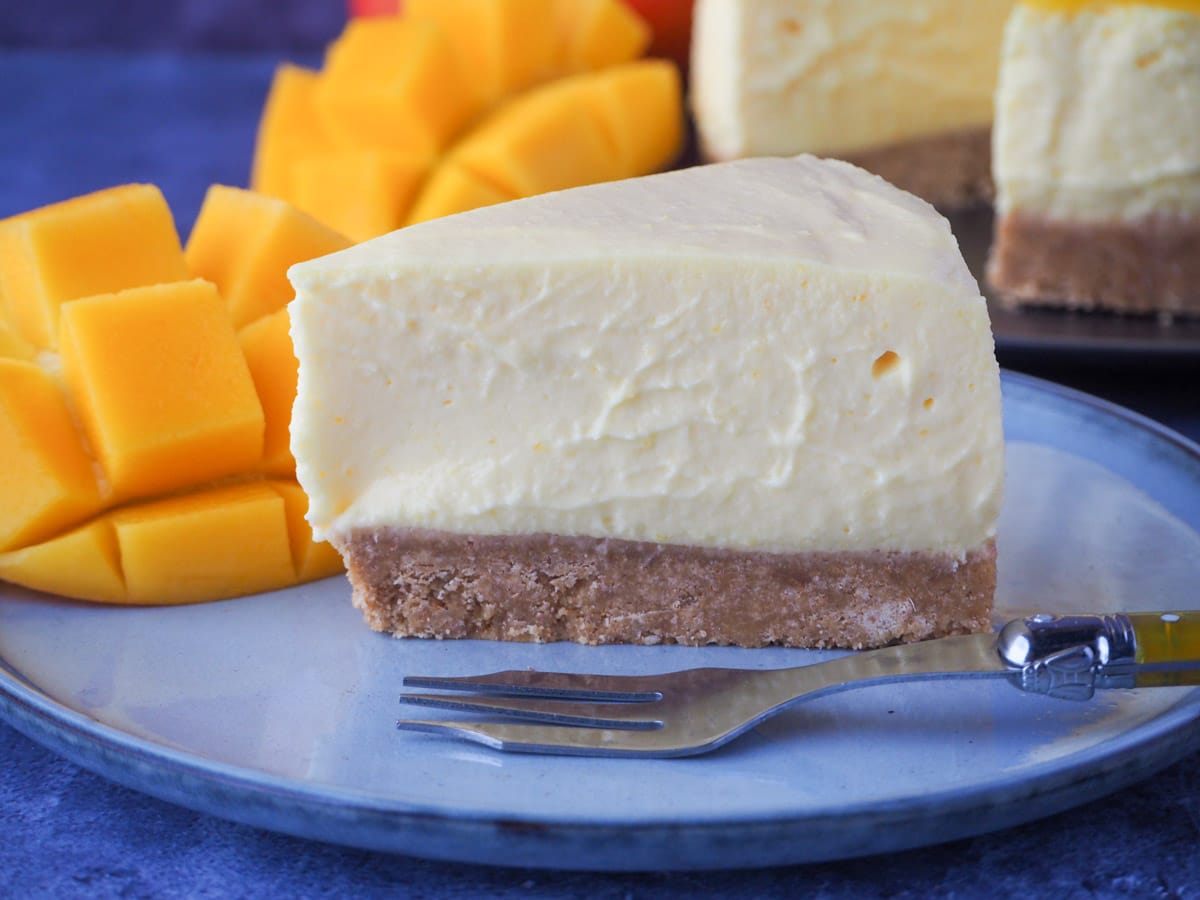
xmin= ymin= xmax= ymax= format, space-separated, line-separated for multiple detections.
xmin=185 ymin=184 xmax=352 ymax=328
xmin=407 ymin=161 xmax=518 ymax=225
xmin=587 ymin=61 xmax=684 ymax=177
xmin=238 ymin=308 xmax=299 ymax=478
xmin=315 ymin=18 xmax=481 ymax=157
xmin=0 ymin=359 xmax=104 ymax=552
xmin=451 ymin=73 xmax=624 ymax=198
xmin=406 ymin=0 xmax=561 ymax=107
xmin=0 ymin=320 xmax=34 ymax=361
xmin=0 ymin=184 xmax=188 ymax=349
xmin=251 ymin=0 xmax=678 ymax=234
xmin=0 ymin=518 xmax=126 ymax=604
xmin=60 ymin=279 xmax=266 ymax=503
xmin=250 ymin=64 xmax=330 ymax=201
xmin=0 ymin=187 xmax=348 ymax=606
xmin=290 ymin=151 xmax=430 ymax=242
xmin=555 ymin=0 xmax=651 ymax=73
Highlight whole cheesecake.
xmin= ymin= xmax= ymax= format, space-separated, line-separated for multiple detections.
xmin=690 ymin=0 xmax=1016 ymax=209
xmin=288 ymin=155 xmax=1004 ymax=649
xmin=987 ymin=0 xmax=1200 ymax=315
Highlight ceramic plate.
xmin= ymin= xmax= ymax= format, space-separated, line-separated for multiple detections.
xmin=2 ymin=371 xmax=1200 ymax=871
xmin=952 ymin=211 xmax=1200 ymax=363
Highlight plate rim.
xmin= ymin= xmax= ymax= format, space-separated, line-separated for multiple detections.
xmin=3 ymin=369 xmax=1200 ymax=869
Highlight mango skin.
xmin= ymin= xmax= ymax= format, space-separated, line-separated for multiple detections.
xmin=0 ymin=186 xmax=348 ymax=606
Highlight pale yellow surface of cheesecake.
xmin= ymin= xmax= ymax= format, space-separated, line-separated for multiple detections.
xmin=289 ymin=156 xmax=1003 ymax=558
xmin=993 ymin=2 xmax=1200 ymax=222
xmin=690 ymin=0 xmax=1016 ymax=161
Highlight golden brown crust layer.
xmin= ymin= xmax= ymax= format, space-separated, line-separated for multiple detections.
xmin=338 ymin=530 xmax=996 ymax=650
xmin=841 ymin=128 xmax=994 ymax=211
xmin=704 ymin=128 xmax=993 ymax=211
xmin=986 ymin=212 xmax=1200 ymax=316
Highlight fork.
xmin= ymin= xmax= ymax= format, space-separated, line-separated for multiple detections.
xmin=396 ymin=611 xmax=1200 ymax=757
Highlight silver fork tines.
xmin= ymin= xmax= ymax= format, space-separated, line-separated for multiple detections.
xmin=397 ymin=634 xmax=1014 ymax=757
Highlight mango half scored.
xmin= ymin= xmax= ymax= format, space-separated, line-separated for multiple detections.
xmin=0 ymin=183 xmax=348 ymax=604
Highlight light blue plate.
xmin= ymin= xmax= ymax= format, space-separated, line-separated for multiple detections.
xmin=2 ymin=371 xmax=1199 ymax=871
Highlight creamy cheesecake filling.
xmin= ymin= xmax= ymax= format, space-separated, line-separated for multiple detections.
xmin=990 ymin=2 xmax=1200 ymax=313
xmin=290 ymin=157 xmax=1004 ymax=562
xmin=993 ymin=4 xmax=1200 ymax=223
xmin=691 ymin=0 xmax=1015 ymax=161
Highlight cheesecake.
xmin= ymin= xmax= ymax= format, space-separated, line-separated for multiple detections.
xmin=987 ymin=0 xmax=1200 ymax=315
xmin=690 ymin=0 xmax=1016 ymax=209
xmin=288 ymin=155 xmax=1004 ymax=649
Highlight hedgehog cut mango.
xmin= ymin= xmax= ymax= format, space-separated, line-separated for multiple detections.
xmin=251 ymin=0 xmax=678 ymax=240
xmin=0 ymin=184 xmax=345 ymax=605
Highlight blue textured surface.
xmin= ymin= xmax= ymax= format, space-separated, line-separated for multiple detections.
xmin=2 ymin=49 xmax=1200 ymax=897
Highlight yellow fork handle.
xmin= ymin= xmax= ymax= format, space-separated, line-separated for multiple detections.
xmin=1128 ymin=611 xmax=1200 ymax=688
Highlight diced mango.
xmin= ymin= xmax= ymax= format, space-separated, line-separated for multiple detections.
xmin=0 ymin=359 xmax=103 ymax=552
xmin=0 ymin=185 xmax=188 ymax=349
xmin=270 ymin=480 xmax=344 ymax=582
xmin=451 ymin=73 xmax=623 ymax=198
xmin=291 ymin=151 xmax=430 ymax=242
xmin=0 ymin=518 xmax=126 ymax=604
xmin=59 ymin=279 xmax=264 ymax=502
xmin=586 ymin=61 xmax=684 ymax=177
xmin=251 ymin=64 xmax=332 ymax=204
xmin=185 ymin=185 xmax=352 ymax=328
xmin=238 ymin=309 xmax=298 ymax=478
xmin=0 ymin=320 xmax=34 ymax=361
xmin=112 ymin=482 xmax=297 ymax=604
xmin=556 ymin=0 xmax=651 ymax=73
xmin=314 ymin=18 xmax=480 ymax=157
xmin=406 ymin=0 xmax=560 ymax=107
xmin=407 ymin=162 xmax=519 ymax=225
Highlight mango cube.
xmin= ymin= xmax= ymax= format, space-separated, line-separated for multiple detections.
xmin=556 ymin=0 xmax=651 ymax=73
xmin=587 ymin=61 xmax=684 ymax=177
xmin=0 ymin=360 xmax=103 ymax=551
xmin=451 ymin=74 xmax=623 ymax=198
xmin=406 ymin=0 xmax=560 ymax=107
xmin=407 ymin=162 xmax=518 ymax=225
xmin=0 ymin=518 xmax=126 ymax=603
xmin=0 ymin=185 xmax=188 ymax=349
xmin=314 ymin=18 xmax=480 ymax=157
xmin=185 ymin=185 xmax=351 ymax=328
xmin=0 ymin=320 xmax=34 ymax=361
xmin=291 ymin=151 xmax=429 ymax=242
xmin=239 ymin=309 xmax=299 ymax=477
xmin=251 ymin=64 xmax=332 ymax=204
xmin=271 ymin=480 xmax=344 ymax=582
xmin=112 ymin=482 xmax=296 ymax=604
xmin=59 ymin=279 xmax=264 ymax=502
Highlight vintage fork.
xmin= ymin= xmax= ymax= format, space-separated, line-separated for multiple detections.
xmin=396 ymin=611 xmax=1200 ymax=757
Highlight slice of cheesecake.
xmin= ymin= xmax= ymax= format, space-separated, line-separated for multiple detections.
xmin=987 ymin=0 xmax=1200 ymax=315
xmin=690 ymin=0 xmax=1016 ymax=209
xmin=289 ymin=155 xmax=1004 ymax=649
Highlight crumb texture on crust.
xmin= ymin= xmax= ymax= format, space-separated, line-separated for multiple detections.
xmin=338 ymin=530 xmax=996 ymax=650
xmin=842 ymin=128 xmax=994 ymax=211
xmin=987 ymin=212 xmax=1200 ymax=316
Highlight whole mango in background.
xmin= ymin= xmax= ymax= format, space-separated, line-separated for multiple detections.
xmin=0 ymin=184 xmax=348 ymax=605
xmin=253 ymin=0 xmax=684 ymax=242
